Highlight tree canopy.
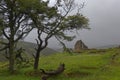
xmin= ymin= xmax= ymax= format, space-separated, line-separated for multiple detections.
xmin=0 ymin=0 xmax=89 ymax=72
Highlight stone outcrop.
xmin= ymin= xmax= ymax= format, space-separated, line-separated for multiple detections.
xmin=74 ymin=40 xmax=88 ymax=52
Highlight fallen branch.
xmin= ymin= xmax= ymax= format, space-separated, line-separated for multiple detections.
xmin=40 ymin=63 xmax=65 ymax=80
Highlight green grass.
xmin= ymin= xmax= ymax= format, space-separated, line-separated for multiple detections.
xmin=0 ymin=48 xmax=120 ymax=80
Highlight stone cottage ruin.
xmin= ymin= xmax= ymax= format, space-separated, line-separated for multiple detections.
xmin=74 ymin=40 xmax=88 ymax=52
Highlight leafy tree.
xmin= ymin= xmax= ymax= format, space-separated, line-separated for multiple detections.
xmin=0 ymin=0 xmax=89 ymax=72
xmin=0 ymin=0 xmax=34 ymax=73
xmin=29 ymin=0 xmax=89 ymax=70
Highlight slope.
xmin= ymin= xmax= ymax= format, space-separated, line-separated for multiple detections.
xmin=0 ymin=41 xmax=57 ymax=62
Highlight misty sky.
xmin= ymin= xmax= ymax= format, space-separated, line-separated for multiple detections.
xmin=25 ymin=0 xmax=120 ymax=49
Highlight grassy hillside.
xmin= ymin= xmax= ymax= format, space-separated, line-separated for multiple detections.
xmin=0 ymin=41 xmax=57 ymax=61
xmin=17 ymin=41 xmax=57 ymax=55
xmin=0 ymin=48 xmax=120 ymax=80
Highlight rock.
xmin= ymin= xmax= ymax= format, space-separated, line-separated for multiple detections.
xmin=74 ymin=40 xmax=88 ymax=52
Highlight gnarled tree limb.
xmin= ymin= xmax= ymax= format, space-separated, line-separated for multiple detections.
xmin=40 ymin=63 xmax=65 ymax=80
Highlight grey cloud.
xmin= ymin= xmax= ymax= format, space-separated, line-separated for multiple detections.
xmin=25 ymin=0 xmax=120 ymax=49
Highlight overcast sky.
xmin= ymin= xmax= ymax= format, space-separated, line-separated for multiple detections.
xmin=25 ymin=0 xmax=120 ymax=49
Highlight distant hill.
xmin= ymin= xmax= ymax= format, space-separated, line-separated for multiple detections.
xmin=17 ymin=41 xmax=57 ymax=55
xmin=95 ymin=44 xmax=119 ymax=49
xmin=0 ymin=41 xmax=57 ymax=62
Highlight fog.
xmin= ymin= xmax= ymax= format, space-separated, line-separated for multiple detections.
xmin=25 ymin=0 xmax=120 ymax=49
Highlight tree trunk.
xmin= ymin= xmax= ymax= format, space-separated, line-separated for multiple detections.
xmin=9 ymin=53 xmax=15 ymax=73
xmin=9 ymin=41 xmax=15 ymax=73
xmin=34 ymin=38 xmax=48 ymax=70
xmin=34 ymin=49 xmax=41 ymax=70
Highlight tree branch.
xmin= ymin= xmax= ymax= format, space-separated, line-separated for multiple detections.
xmin=2 ymin=29 xmax=10 ymax=40
xmin=0 ymin=46 xmax=9 ymax=51
xmin=0 ymin=40 xmax=8 ymax=45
